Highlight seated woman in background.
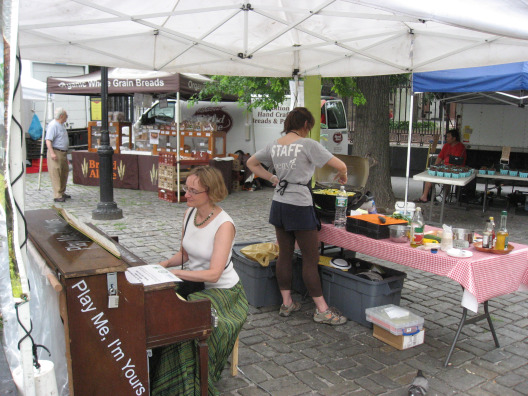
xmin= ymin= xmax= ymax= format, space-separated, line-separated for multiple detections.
xmin=417 ymin=129 xmax=466 ymax=203
xmin=151 ymin=166 xmax=248 ymax=395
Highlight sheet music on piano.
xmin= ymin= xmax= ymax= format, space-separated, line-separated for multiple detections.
xmin=126 ymin=264 xmax=182 ymax=286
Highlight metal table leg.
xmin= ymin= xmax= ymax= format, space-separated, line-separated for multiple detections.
xmin=439 ymin=184 xmax=446 ymax=225
xmin=427 ymin=183 xmax=435 ymax=222
xmin=444 ymin=299 xmax=500 ymax=367
xmin=483 ymin=179 xmax=489 ymax=213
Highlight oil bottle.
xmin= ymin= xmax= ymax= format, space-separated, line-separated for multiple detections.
xmin=495 ymin=210 xmax=509 ymax=250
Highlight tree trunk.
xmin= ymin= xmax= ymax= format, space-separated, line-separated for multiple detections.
xmin=351 ymin=76 xmax=395 ymax=212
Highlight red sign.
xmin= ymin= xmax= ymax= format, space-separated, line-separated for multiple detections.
xmin=333 ymin=132 xmax=343 ymax=144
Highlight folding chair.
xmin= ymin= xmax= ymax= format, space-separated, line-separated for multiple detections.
xmin=426 ymin=134 xmax=440 ymax=168
xmin=500 ymin=146 xmax=511 ymax=167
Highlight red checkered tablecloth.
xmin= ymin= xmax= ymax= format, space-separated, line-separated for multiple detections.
xmin=319 ymin=223 xmax=528 ymax=304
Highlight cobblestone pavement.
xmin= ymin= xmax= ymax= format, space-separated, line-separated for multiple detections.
xmin=7 ymin=173 xmax=528 ymax=395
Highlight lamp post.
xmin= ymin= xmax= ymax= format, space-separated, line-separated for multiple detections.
xmin=92 ymin=66 xmax=123 ymax=220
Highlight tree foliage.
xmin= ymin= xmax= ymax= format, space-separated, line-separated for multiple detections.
xmin=190 ymin=76 xmax=368 ymax=109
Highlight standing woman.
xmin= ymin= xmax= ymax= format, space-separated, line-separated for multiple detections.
xmin=151 ymin=166 xmax=248 ymax=395
xmin=247 ymin=107 xmax=348 ymax=326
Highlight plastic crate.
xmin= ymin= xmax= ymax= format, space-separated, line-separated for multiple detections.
xmin=319 ymin=259 xmax=406 ymax=327
xmin=158 ymin=188 xmax=185 ymax=203
xmin=365 ymin=304 xmax=424 ymax=335
xmin=232 ymin=242 xmax=282 ymax=307
xmin=346 ymin=216 xmax=407 ymax=240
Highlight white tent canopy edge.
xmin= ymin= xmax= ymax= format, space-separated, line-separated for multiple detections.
xmin=17 ymin=0 xmax=528 ymax=77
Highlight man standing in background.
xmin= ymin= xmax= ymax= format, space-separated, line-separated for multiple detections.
xmin=45 ymin=108 xmax=71 ymax=203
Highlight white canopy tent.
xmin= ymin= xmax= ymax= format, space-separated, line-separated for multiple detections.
xmin=17 ymin=1 xmax=528 ymax=77
xmin=5 ymin=1 xmax=528 ymax=395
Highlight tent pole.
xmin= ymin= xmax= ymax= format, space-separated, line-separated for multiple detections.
xmin=404 ymin=80 xmax=414 ymax=215
xmin=37 ymin=94 xmax=49 ymax=190
xmin=176 ymin=92 xmax=181 ymax=203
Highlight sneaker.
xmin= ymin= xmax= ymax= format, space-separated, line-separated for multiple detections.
xmin=279 ymin=301 xmax=301 ymax=317
xmin=313 ymin=307 xmax=347 ymax=326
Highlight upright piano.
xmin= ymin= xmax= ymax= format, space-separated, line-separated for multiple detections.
xmin=27 ymin=209 xmax=212 ymax=396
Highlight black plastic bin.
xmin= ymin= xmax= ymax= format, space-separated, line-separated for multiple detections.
xmin=293 ymin=248 xmax=357 ymax=297
xmin=232 ymin=242 xmax=282 ymax=307
xmin=232 ymin=242 xmax=307 ymax=307
xmin=319 ymin=258 xmax=406 ymax=327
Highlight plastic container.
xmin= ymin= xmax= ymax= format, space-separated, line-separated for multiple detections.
xmin=294 ymin=248 xmax=357 ymax=296
xmin=319 ymin=259 xmax=406 ymax=327
xmin=441 ymin=228 xmax=453 ymax=251
xmin=232 ymin=242 xmax=282 ymax=307
xmin=365 ymin=304 xmax=424 ymax=335
xmin=232 ymin=242 xmax=306 ymax=306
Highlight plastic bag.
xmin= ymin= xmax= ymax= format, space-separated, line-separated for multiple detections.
xmin=28 ymin=113 xmax=43 ymax=140
xmin=240 ymin=243 xmax=279 ymax=267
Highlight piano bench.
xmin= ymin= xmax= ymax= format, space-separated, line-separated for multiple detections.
xmin=230 ymin=336 xmax=239 ymax=376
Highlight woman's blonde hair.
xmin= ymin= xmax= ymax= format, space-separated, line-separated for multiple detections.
xmin=188 ymin=166 xmax=228 ymax=203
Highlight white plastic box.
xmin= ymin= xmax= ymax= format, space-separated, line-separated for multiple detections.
xmin=365 ymin=304 xmax=424 ymax=335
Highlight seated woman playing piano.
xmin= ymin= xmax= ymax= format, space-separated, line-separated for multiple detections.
xmin=151 ymin=166 xmax=248 ymax=395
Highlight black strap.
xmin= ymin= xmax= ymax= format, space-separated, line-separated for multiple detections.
xmin=181 ymin=208 xmax=195 ymax=270
xmin=306 ymin=181 xmax=322 ymax=231
xmin=276 ymin=179 xmax=311 ymax=196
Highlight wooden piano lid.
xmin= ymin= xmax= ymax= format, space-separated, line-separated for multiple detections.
xmin=27 ymin=209 xmax=136 ymax=279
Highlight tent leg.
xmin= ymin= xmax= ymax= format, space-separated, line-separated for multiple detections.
xmin=38 ymin=96 xmax=49 ymax=190
xmin=404 ymin=80 xmax=415 ymax=214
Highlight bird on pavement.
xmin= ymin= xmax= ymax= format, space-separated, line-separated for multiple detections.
xmin=408 ymin=369 xmax=428 ymax=396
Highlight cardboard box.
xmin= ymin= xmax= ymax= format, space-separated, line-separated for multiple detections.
xmin=373 ymin=324 xmax=424 ymax=350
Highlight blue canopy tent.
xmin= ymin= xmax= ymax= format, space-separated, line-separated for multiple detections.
xmin=401 ymin=62 xmax=528 ymax=208
xmin=413 ymin=61 xmax=528 ymax=93
xmin=413 ymin=62 xmax=528 ymax=106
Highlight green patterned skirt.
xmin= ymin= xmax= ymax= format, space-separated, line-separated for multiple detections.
xmin=150 ymin=281 xmax=248 ymax=396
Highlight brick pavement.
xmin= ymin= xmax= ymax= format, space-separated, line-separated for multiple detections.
xmin=2 ymin=173 xmax=528 ymax=395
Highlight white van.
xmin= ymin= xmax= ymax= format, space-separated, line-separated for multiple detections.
xmin=320 ymin=97 xmax=349 ymax=155
xmin=135 ymin=97 xmax=348 ymax=154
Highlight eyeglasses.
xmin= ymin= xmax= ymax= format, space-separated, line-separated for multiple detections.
xmin=182 ymin=185 xmax=207 ymax=195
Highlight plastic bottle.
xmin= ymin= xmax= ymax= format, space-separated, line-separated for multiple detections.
xmin=334 ymin=186 xmax=348 ymax=229
xmin=367 ymin=199 xmax=378 ymax=214
xmin=410 ymin=207 xmax=425 ymax=247
xmin=495 ymin=210 xmax=509 ymax=250
xmin=489 ymin=216 xmax=496 ymax=247
xmin=482 ymin=219 xmax=493 ymax=249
